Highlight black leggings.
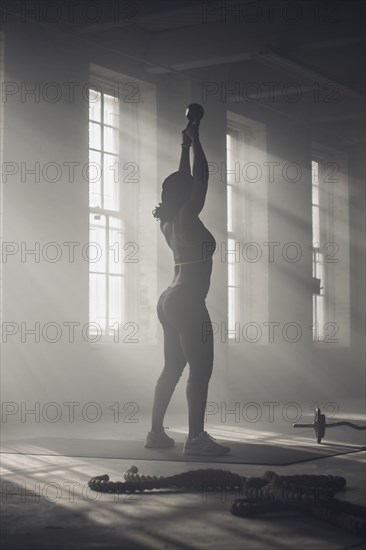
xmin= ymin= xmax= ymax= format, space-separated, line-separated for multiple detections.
xmin=151 ymin=285 xmax=214 ymax=438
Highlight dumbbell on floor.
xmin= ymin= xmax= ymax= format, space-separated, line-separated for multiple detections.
xmin=293 ymin=407 xmax=366 ymax=444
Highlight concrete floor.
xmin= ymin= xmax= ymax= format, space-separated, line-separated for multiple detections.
xmin=1 ymin=416 xmax=365 ymax=550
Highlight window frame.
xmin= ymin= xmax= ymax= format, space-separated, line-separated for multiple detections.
xmin=311 ymin=145 xmax=350 ymax=347
xmin=88 ymin=79 xmax=138 ymax=343
xmin=226 ymin=112 xmax=268 ymax=345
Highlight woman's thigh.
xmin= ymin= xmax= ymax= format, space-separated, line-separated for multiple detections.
xmin=157 ymin=288 xmax=187 ymax=370
xmin=162 ymin=288 xmax=214 ymax=369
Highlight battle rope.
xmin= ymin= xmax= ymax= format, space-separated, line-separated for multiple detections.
xmin=88 ymin=466 xmax=365 ymax=538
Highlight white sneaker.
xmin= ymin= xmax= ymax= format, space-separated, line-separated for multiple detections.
xmin=183 ymin=431 xmax=231 ymax=456
xmin=145 ymin=429 xmax=175 ymax=448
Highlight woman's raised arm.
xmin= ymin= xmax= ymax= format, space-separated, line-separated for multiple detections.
xmin=186 ymin=124 xmax=209 ymax=215
xmin=178 ymin=129 xmax=192 ymax=175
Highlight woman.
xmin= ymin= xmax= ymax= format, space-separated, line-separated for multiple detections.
xmin=146 ymin=117 xmax=230 ymax=456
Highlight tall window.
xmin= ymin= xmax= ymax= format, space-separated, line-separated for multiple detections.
xmin=88 ymin=87 xmax=126 ymax=336
xmin=226 ymin=130 xmax=241 ymax=334
xmin=226 ymin=112 xmax=268 ymax=343
xmin=311 ymin=150 xmax=350 ymax=345
xmin=311 ymin=160 xmax=325 ymax=339
xmin=87 ymin=65 xmax=158 ymax=345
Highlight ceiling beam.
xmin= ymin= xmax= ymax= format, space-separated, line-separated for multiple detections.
xmin=147 ymin=46 xmax=364 ymax=101
xmin=290 ymin=35 xmax=366 ymax=52
xmin=75 ymin=3 xmax=203 ymax=34
xmin=312 ymin=112 xmax=366 ymax=123
xmin=254 ymin=50 xmax=364 ymax=100
xmin=147 ymin=52 xmax=254 ymax=74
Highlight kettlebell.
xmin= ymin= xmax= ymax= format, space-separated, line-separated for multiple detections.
xmin=185 ymin=103 xmax=204 ymax=125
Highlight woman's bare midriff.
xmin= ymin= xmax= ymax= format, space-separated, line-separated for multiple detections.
xmin=169 ymin=257 xmax=213 ymax=296
xmin=161 ymin=217 xmax=214 ymax=295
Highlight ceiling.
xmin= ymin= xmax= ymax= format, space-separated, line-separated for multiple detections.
xmin=7 ymin=0 xmax=366 ymax=144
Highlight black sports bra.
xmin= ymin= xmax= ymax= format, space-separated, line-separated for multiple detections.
xmin=162 ymin=219 xmax=216 ymax=265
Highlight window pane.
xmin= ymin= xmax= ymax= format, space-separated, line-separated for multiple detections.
xmin=104 ymin=125 xmax=119 ymax=154
xmin=104 ymin=94 xmax=119 ymax=127
xmin=227 ymin=130 xmax=240 ymax=185
xmin=316 ymin=252 xmax=324 ymax=293
xmin=312 ymin=162 xmax=320 ymax=244
xmin=89 ymin=214 xmax=106 ymax=273
xmin=226 ymin=133 xmax=231 ymax=150
xmin=109 ymin=217 xmax=125 ymax=275
xmin=227 ymin=238 xmax=237 ymax=259
xmin=227 ymin=185 xmax=232 ymax=232
xmin=228 ymin=261 xmax=235 ymax=286
xmin=228 ymin=286 xmax=237 ymax=335
xmin=89 ymin=89 xmax=101 ymax=122
xmin=103 ymin=153 xmax=120 ymax=210
xmin=89 ymin=121 xmax=101 ymax=150
xmin=89 ymin=273 xmax=106 ymax=332
xmin=89 ymin=150 xmax=102 ymax=207
xmin=312 ymin=160 xmax=319 ymax=186
xmin=314 ymin=295 xmax=324 ymax=340
xmin=109 ymin=275 xmax=124 ymax=330
xmin=312 ymin=204 xmax=320 ymax=245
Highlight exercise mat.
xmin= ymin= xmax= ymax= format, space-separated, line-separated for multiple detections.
xmin=1 ymin=436 xmax=363 ymax=465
